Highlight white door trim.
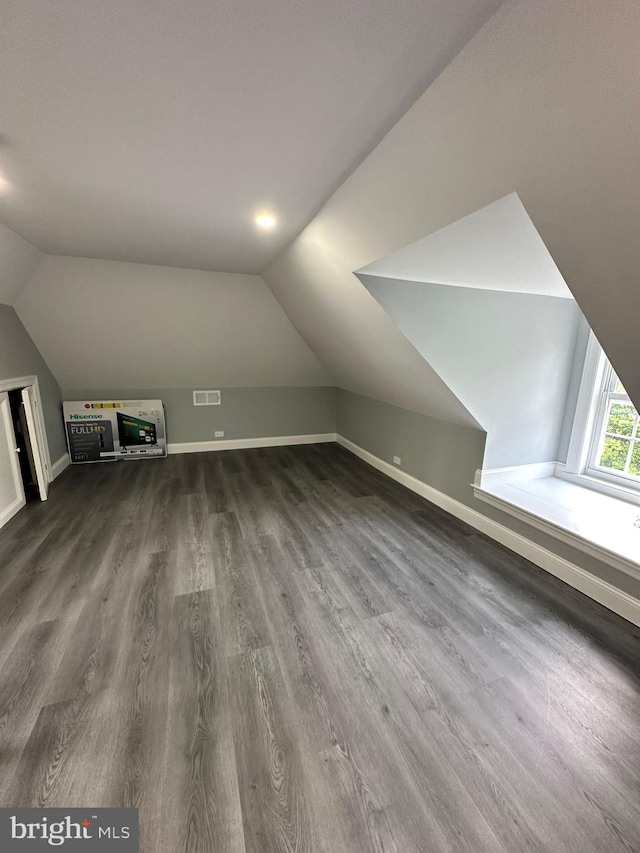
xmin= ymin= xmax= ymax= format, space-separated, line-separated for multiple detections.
xmin=0 ymin=375 xmax=53 ymax=484
xmin=21 ymin=386 xmax=49 ymax=501
xmin=0 ymin=392 xmax=26 ymax=528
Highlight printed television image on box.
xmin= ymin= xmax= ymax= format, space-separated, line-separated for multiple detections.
xmin=117 ymin=412 xmax=158 ymax=449
xmin=63 ymin=400 xmax=166 ymax=463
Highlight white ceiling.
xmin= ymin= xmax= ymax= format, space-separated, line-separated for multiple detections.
xmin=357 ymin=193 xmax=574 ymax=298
xmin=0 ymin=0 xmax=502 ymax=274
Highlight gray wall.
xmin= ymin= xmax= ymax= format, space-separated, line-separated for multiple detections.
xmin=556 ymin=312 xmax=591 ymax=464
xmin=337 ymin=389 xmax=640 ymax=600
xmin=363 ymin=277 xmax=581 ymax=468
xmin=64 ymin=386 xmax=337 ymax=445
xmin=337 ymin=389 xmax=485 ymax=505
xmin=0 ymin=304 xmax=66 ymax=462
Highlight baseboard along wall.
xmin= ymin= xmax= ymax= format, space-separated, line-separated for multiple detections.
xmin=336 ymin=435 xmax=640 ymax=627
xmin=51 ymin=453 xmax=70 ymax=480
xmin=167 ymin=433 xmax=337 ymax=454
xmin=52 ymin=433 xmax=640 ymax=626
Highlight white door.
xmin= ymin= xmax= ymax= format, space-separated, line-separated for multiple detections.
xmin=21 ymin=386 xmax=49 ymax=501
xmin=0 ymin=392 xmax=26 ymax=528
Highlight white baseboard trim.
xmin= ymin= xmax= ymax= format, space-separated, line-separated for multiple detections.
xmin=0 ymin=496 xmax=25 ymax=530
xmin=51 ymin=453 xmax=70 ymax=480
xmin=168 ymin=433 xmax=337 ymax=455
xmin=336 ymin=435 xmax=640 ymax=627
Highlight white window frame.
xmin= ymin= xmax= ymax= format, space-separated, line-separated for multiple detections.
xmin=561 ymin=331 xmax=640 ymax=504
xmin=586 ymin=365 xmax=640 ymax=483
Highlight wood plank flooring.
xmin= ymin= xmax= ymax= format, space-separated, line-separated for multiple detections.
xmin=0 ymin=443 xmax=639 ymax=852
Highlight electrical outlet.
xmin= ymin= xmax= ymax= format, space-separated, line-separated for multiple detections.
xmin=393 ymin=456 xmax=401 ymax=466
xmin=215 ymin=430 xmax=225 ymax=438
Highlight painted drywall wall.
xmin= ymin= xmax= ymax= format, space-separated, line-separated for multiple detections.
xmin=337 ymin=389 xmax=486 ymax=505
xmin=0 ymin=222 xmax=42 ymax=305
xmin=556 ymin=312 xmax=592 ymax=464
xmin=264 ymin=0 xmax=640 ymax=416
xmin=337 ymin=390 xmax=640 ymax=599
xmin=0 ymin=304 xmax=66 ymax=462
xmin=363 ymin=277 xmax=582 ymax=468
xmin=16 ymin=255 xmax=330 ymax=391
xmin=64 ymin=386 xmax=337 ymax=445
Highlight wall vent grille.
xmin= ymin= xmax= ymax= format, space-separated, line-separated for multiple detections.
xmin=193 ymin=390 xmax=221 ymax=406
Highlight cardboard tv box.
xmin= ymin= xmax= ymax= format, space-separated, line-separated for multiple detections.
xmin=63 ymin=400 xmax=167 ymax=463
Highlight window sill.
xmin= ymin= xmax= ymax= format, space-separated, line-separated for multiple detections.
xmin=556 ymin=465 xmax=640 ymax=507
xmin=473 ymin=468 xmax=640 ymax=582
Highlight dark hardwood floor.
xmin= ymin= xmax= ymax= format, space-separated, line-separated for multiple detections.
xmin=0 ymin=443 xmax=639 ymax=852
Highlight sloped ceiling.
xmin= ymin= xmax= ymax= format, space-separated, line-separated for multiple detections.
xmin=355 ymin=194 xmax=582 ymax=467
xmin=16 ymin=255 xmax=330 ymax=390
xmin=356 ymin=193 xmax=572 ymax=299
xmin=0 ymin=221 xmax=42 ymax=304
xmin=264 ymin=0 xmax=640 ymax=417
xmin=0 ymin=0 xmax=502 ymax=274
xmin=266 ymin=232 xmax=480 ymax=427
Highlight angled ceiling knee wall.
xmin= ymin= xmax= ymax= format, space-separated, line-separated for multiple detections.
xmin=15 ymin=255 xmax=330 ymax=392
xmin=264 ymin=0 xmax=640 ymax=429
xmin=264 ymin=230 xmax=480 ymax=430
xmin=356 ymin=193 xmax=584 ymax=471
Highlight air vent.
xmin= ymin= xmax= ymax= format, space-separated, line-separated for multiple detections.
xmin=193 ymin=390 xmax=221 ymax=406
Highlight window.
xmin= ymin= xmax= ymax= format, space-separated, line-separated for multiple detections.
xmin=563 ymin=331 xmax=640 ymax=500
xmin=587 ymin=367 xmax=640 ymax=482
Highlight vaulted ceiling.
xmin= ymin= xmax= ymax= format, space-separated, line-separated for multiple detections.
xmin=0 ymin=0 xmax=502 ymax=273
xmin=264 ymin=0 xmax=640 ymax=416
xmin=3 ymin=1 xmax=639 ymax=429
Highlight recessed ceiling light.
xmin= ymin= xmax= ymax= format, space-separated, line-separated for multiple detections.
xmin=254 ymin=212 xmax=277 ymax=229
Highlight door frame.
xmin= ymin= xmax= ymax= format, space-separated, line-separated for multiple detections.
xmin=0 ymin=375 xmax=52 ymax=485
xmin=0 ymin=391 xmax=26 ymax=527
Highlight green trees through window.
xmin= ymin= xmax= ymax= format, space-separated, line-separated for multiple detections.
xmin=597 ymin=394 xmax=640 ymax=477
